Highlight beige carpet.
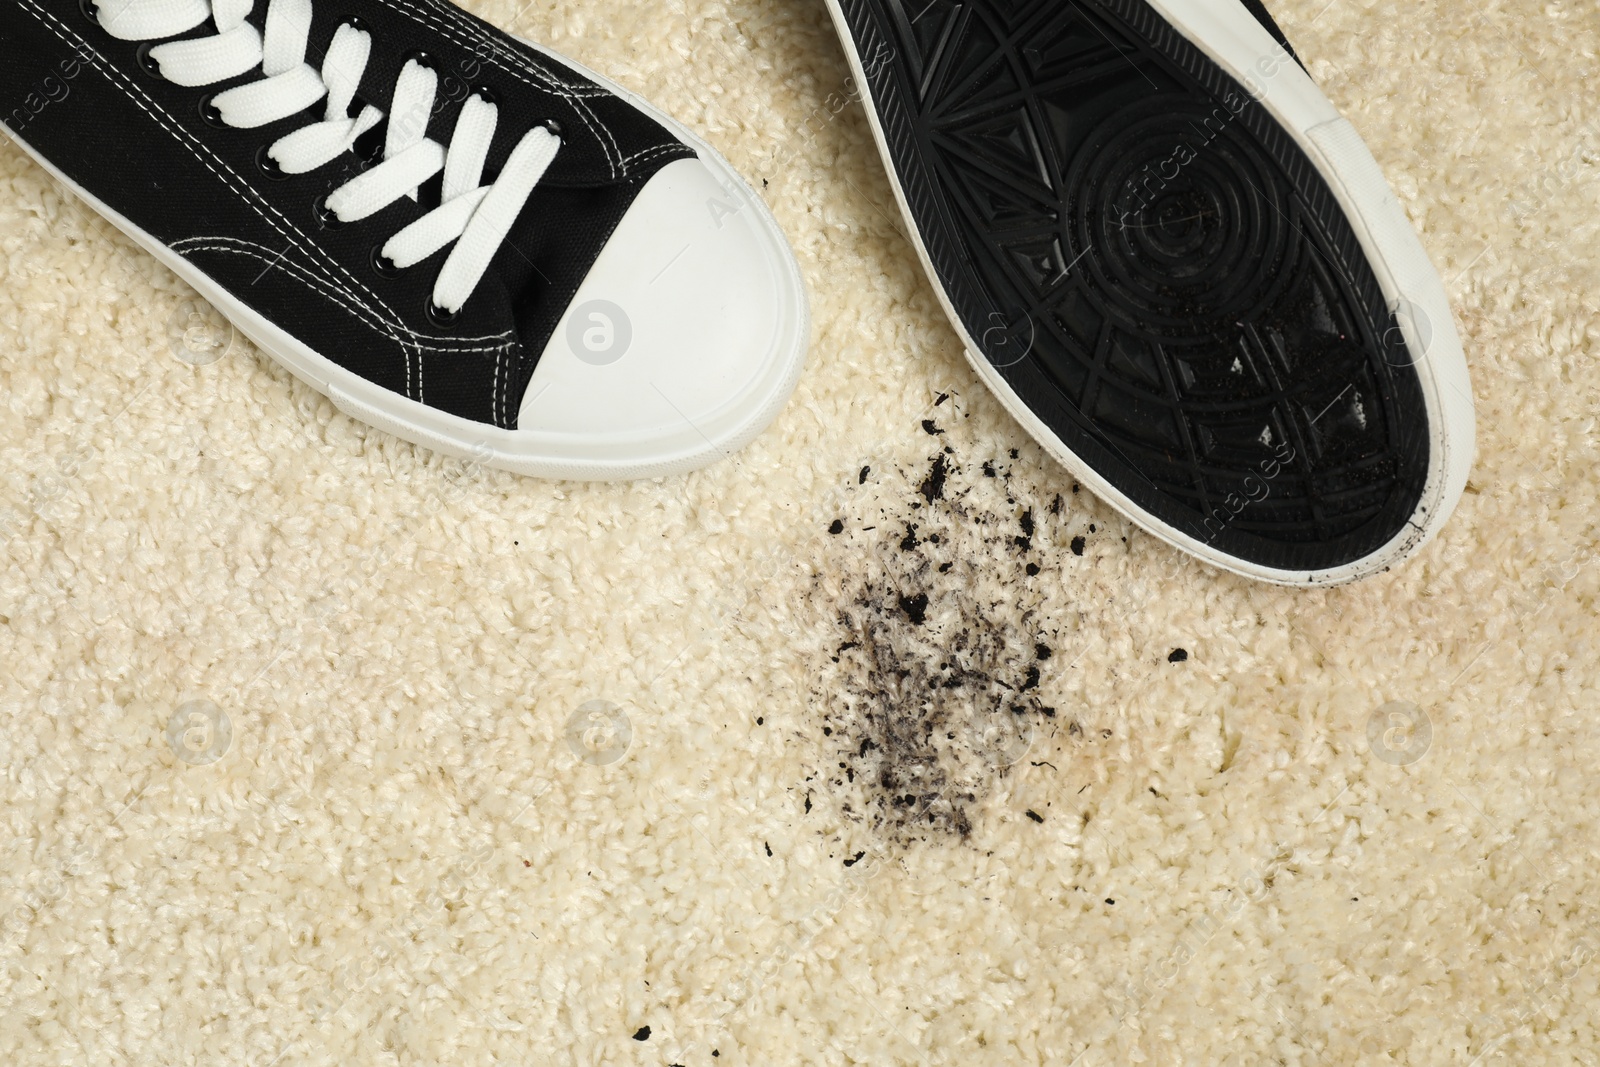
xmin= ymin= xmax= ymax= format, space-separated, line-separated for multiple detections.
xmin=3 ymin=0 xmax=1598 ymax=1063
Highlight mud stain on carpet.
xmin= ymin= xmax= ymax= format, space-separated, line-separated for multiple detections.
xmin=797 ymin=403 xmax=1116 ymax=848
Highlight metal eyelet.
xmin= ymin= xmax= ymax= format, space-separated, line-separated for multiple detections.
xmin=371 ymin=246 xmax=404 ymax=277
xmin=135 ymin=42 xmax=163 ymax=79
xmin=198 ymin=95 xmax=227 ymax=128
xmin=425 ymin=299 xmax=461 ymax=328
xmin=79 ymin=0 xmax=99 ymax=25
xmin=470 ymin=85 xmax=499 ymax=107
xmin=256 ymin=145 xmax=288 ymax=181
xmin=399 ymin=49 xmax=438 ymax=72
xmin=313 ymin=196 xmax=344 ymax=230
xmin=540 ymin=118 xmax=564 ymax=139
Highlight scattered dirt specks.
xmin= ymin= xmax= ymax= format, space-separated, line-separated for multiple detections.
xmin=799 ymin=411 xmax=1109 ymax=847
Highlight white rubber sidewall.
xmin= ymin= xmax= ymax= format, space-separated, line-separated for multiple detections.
xmin=821 ymin=0 xmax=1474 ymax=586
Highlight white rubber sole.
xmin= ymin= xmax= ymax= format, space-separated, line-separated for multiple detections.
xmin=3 ymin=33 xmax=810 ymax=482
xmin=823 ymin=0 xmax=1475 ymax=586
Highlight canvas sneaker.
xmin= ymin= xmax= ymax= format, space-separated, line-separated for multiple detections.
xmin=824 ymin=0 xmax=1475 ymax=585
xmin=2 ymin=0 xmax=809 ymax=480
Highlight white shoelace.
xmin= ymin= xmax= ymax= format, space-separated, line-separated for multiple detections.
xmin=92 ymin=0 xmax=562 ymax=317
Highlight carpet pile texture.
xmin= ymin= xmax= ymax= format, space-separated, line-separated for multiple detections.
xmin=2 ymin=0 xmax=1598 ymax=1063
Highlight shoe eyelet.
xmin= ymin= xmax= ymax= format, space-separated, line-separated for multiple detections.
xmin=135 ymin=42 xmax=163 ymax=79
xmin=399 ymin=49 xmax=438 ymax=72
xmin=470 ymin=85 xmax=499 ymax=107
xmin=342 ymin=16 xmax=369 ymax=33
xmin=540 ymin=118 xmax=564 ymax=139
xmin=371 ymin=246 xmax=404 ymax=277
xmin=313 ymin=196 xmax=344 ymax=230
xmin=425 ymin=299 xmax=461 ymax=328
xmin=256 ymin=145 xmax=288 ymax=180
xmin=79 ymin=0 xmax=99 ymax=25
xmin=199 ymin=95 xmax=227 ymax=128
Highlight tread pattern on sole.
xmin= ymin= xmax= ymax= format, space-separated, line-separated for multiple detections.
xmin=841 ymin=0 xmax=1431 ymax=574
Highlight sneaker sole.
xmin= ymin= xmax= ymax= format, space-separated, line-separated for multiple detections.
xmin=823 ymin=0 xmax=1475 ymax=585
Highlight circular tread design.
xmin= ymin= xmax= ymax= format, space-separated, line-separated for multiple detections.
xmin=843 ymin=0 xmax=1433 ymax=572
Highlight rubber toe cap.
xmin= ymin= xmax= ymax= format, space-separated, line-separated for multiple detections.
xmin=517 ymin=157 xmax=806 ymax=474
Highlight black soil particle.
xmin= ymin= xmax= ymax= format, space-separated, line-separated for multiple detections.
xmin=633 ymin=1027 xmax=651 ymax=1041
xmin=1168 ymin=648 xmax=1189 ymax=663
xmin=921 ymin=454 xmax=949 ymax=503
xmin=1013 ymin=512 xmax=1035 ymax=551
xmin=829 ymin=519 xmax=844 ymax=535
xmin=898 ymin=592 xmax=929 ymax=625
xmin=1070 ymin=535 xmax=1086 ymax=556
xmin=1026 ymin=809 xmax=1044 ymax=823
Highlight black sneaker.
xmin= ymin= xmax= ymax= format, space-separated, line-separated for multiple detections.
xmin=3 ymin=0 xmax=809 ymax=479
xmin=825 ymin=0 xmax=1474 ymax=585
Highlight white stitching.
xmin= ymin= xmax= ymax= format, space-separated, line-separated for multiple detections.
xmin=620 ymin=143 xmax=691 ymax=167
xmin=21 ymin=1 xmax=431 ymax=399
xmin=494 ymin=343 xmax=504 ymax=425
xmin=407 ymin=0 xmax=624 ymax=176
xmin=19 ymin=2 xmax=675 ymax=428
xmin=171 ymin=238 xmax=518 ymax=353
xmin=377 ymin=0 xmax=624 ymax=178
xmin=170 ymin=237 xmax=516 ymax=345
